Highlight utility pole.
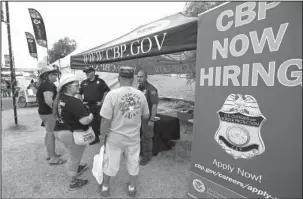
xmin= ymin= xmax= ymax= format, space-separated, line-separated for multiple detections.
xmin=4 ymin=1 xmax=18 ymax=125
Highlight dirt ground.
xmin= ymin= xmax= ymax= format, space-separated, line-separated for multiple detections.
xmin=1 ymin=106 xmax=194 ymax=198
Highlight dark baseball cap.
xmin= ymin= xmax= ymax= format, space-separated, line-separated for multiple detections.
xmin=119 ymin=66 xmax=134 ymax=78
xmin=83 ymin=66 xmax=95 ymax=73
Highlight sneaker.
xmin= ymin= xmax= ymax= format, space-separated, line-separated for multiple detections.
xmin=99 ymin=184 xmax=110 ymax=197
xmin=139 ymin=157 xmax=151 ymax=166
xmin=77 ymin=164 xmax=88 ymax=176
xmin=68 ymin=179 xmax=88 ymax=191
xmin=127 ymin=184 xmax=137 ymax=198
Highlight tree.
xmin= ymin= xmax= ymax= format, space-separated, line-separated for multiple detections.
xmin=182 ymin=2 xmax=224 ymax=17
xmin=48 ymin=37 xmax=77 ymax=64
xmin=182 ymin=2 xmax=225 ymax=85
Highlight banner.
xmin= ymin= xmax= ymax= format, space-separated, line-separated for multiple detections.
xmin=71 ymin=62 xmax=195 ymax=75
xmin=71 ymin=50 xmax=196 ymax=75
xmin=189 ymin=2 xmax=302 ymax=199
xmin=4 ymin=55 xmax=10 ymax=68
xmin=1 ymin=8 xmax=5 ymax=22
xmin=28 ymin=8 xmax=47 ymax=48
xmin=25 ymin=32 xmax=38 ymax=59
xmin=71 ymin=13 xmax=197 ymax=67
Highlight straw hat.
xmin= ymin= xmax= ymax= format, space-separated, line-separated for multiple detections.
xmin=39 ymin=65 xmax=57 ymax=76
xmin=57 ymin=74 xmax=79 ymax=92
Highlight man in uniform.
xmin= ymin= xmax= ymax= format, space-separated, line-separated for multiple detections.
xmin=137 ymin=70 xmax=159 ymax=165
xmin=80 ymin=66 xmax=110 ymax=145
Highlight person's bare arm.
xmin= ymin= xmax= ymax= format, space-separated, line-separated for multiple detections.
xmin=150 ymin=104 xmax=158 ymax=121
xmin=98 ymin=91 xmax=109 ymax=106
xmin=43 ymin=91 xmax=54 ymax=109
xmin=79 ymin=113 xmax=94 ymax=125
xmin=100 ymin=117 xmax=111 ymax=137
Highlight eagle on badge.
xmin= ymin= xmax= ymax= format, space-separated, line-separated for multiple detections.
xmin=214 ymin=94 xmax=266 ymax=159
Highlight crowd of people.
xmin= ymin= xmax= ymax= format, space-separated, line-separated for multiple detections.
xmin=36 ymin=65 xmax=159 ymax=197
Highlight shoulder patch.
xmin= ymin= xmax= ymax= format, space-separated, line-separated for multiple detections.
xmin=151 ymin=90 xmax=157 ymax=95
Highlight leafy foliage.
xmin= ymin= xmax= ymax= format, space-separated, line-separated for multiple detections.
xmin=182 ymin=2 xmax=226 ymax=85
xmin=48 ymin=37 xmax=77 ymax=64
xmin=182 ymin=2 xmax=225 ymax=17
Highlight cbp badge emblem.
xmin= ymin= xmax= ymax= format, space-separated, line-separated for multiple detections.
xmin=214 ymin=94 xmax=266 ymax=159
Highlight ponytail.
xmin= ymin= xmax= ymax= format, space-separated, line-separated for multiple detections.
xmin=36 ymin=73 xmax=48 ymax=89
xmin=36 ymin=77 xmax=43 ymax=89
xmin=52 ymin=87 xmax=65 ymax=119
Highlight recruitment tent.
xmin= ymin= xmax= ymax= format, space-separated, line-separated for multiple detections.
xmin=70 ymin=12 xmax=197 ymax=74
xmin=52 ymin=47 xmax=120 ymax=89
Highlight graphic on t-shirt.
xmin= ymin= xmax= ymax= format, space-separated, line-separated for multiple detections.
xmin=119 ymin=93 xmax=142 ymax=119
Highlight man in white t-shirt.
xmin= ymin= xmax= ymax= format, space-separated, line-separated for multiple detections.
xmin=99 ymin=66 xmax=150 ymax=198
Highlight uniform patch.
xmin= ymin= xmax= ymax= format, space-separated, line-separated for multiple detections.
xmin=151 ymin=90 xmax=157 ymax=95
xmin=97 ymin=81 xmax=100 ymax=84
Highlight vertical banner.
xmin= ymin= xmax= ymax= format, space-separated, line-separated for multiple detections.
xmin=189 ymin=2 xmax=302 ymax=199
xmin=1 ymin=9 xmax=5 ymax=22
xmin=4 ymin=55 xmax=10 ymax=67
xmin=28 ymin=8 xmax=47 ymax=48
xmin=25 ymin=32 xmax=38 ymax=59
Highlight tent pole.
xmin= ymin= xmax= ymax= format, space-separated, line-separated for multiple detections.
xmin=5 ymin=1 xmax=18 ymax=126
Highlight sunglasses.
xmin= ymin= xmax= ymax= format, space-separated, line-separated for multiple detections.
xmin=70 ymin=83 xmax=80 ymax=87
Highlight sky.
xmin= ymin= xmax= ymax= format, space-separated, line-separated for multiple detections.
xmin=1 ymin=2 xmax=186 ymax=69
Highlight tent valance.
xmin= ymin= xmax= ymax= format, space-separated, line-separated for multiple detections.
xmin=70 ymin=12 xmax=197 ymax=73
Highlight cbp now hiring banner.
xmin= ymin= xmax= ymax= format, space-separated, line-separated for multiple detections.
xmin=188 ymin=2 xmax=302 ymax=199
xmin=28 ymin=8 xmax=48 ymax=48
xmin=25 ymin=32 xmax=38 ymax=59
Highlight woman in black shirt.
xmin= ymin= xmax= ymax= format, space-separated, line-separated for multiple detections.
xmin=36 ymin=65 xmax=65 ymax=165
xmin=53 ymin=74 xmax=94 ymax=191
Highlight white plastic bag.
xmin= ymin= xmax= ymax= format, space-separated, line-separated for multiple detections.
xmin=92 ymin=145 xmax=105 ymax=185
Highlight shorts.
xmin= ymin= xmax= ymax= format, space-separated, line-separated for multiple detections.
xmin=39 ymin=114 xmax=56 ymax=134
xmin=103 ymin=141 xmax=140 ymax=177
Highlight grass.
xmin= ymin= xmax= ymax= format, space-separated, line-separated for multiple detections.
xmin=148 ymin=75 xmax=195 ymax=102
